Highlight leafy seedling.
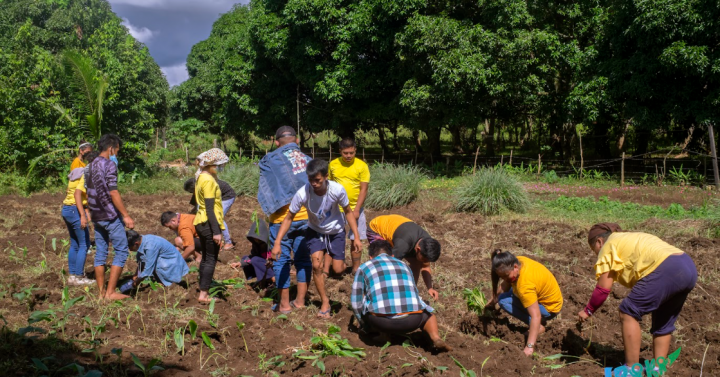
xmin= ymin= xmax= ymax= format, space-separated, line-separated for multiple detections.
xmin=131 ymin=353 xmax=164 ymax=377
xmin=452 ymin=356 xmax=477 ymax=377
xmin=236 ymin=322 xmax=249 ymax=352
xmin=258 ymin=353 xmax=285 ymax=377
xmin=543 ymin=353 xmax=603 ymax=369
xmin=294 ymin=325 xmax=365 ymax=373
xmin=463 ymin=287 xmax=493 ymax=317
xmin=201 ymin=331 xmax=215 ymax=350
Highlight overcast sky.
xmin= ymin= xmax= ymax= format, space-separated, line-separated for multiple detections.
xmin=108 ymin=0 xmax=244 ymax=87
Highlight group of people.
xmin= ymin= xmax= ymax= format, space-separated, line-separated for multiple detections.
xmin=60 ymin=127 xmax=698 ymax=367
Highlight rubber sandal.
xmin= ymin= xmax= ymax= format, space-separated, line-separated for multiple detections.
xmin=317 ymin=309 xmax=331 ymax=319
xmin=271 ymin=303 xmax=292 ymax=315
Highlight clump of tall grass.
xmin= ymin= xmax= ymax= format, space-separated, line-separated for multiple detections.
xmin=453 ymin=167 xmax=530 ymax=215
xmin=365 ymin=163 xmax=427 ymax=210
xmin=221 ymin=162 xmax=260 ymax=197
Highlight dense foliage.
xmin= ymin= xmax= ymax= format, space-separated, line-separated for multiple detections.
xmin=0 ymin=0 xmax=168 ymax=175
xmin=173 ymin=0 xmax=719 ymax=160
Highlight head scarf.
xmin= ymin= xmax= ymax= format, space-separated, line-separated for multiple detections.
xmin=195 ymin=148 xmax=229 ymax=179
xmin=588 ymin=223 xmax=622 ymax=243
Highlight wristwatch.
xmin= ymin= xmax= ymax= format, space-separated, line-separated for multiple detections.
xmin=526 ymin=343 xmax=534 ymax=349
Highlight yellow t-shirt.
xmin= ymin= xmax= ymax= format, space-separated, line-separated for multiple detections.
xmin=269 ymin=204 xmax=309 ymax=224
xmin=329 ymin=157 xmax=370 ymax=210
xmin=70 ymin=157 xmax=86 ymax=170
xmin=63 ymin=175 xmax=87 ymax=206
xmin=512 ymin=256 xmax=563 ymax=313
xmin=595 ymin=232 xmax=684 ymax=288
xmin=193 ymin=173 xmax=225 ymax=230
xmin=368 ymin=215 xmax=413 ymax=245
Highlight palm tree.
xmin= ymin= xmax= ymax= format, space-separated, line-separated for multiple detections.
xmin=60 ymin=49 xmax=108 ymax=140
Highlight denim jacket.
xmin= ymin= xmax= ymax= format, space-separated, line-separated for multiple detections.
xmin=257 ymin=143 xmax=312 ymax=216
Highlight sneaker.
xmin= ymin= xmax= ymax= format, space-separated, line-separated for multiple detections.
xmin=67 ymin=275 xmax=79 ymax=285
xmin=75 ymin=275 xmax=95 ymax=285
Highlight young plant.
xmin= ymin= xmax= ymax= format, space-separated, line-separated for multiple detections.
xmin=452 ymin=356 xmax=477 ymax=377
xmin=236 ymin=322 xmax=249 ymax=352
xmin=257 ymin=354 xmax=285 ymax=377
xmin=463 ymin=287 xmax=492 ymax=317
xmin=131 ymin=353 xmax=164 ymax=377
xmin=13 ymin=285 xmax=39 ymax=309
xmin=294 ymin=325 xmax=366 ymax=372
xmin=173 ymin=319 xmax=199 ymax=355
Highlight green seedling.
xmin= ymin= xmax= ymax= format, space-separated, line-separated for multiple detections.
xmin=452 ymin=356 xmax=477 ymax=377
xmin=294 ymin=325 xmax=365 ymax=373
xmin=32 ymin=356 xmax=102 ymax=377
xmin=131 ymin=353 xmax=164 ymax=377
xmin=13 ymin=285 xmax=39 ymax=308
xmin=201 ymin=331 xmax=215 ymax=350
xmin=543 ymin=353 xmax=603 ymax=369
xmin=236 ymin=322 xmax=249 ymax=352
xmin=173 ymin=320 xmax=198 ymax=355
xmin=463 ymin=287 xmax=492 ymax=317
xmin=258 ymin=354 xmax=285 ymax=377
xmin=51 ymin=238 xmax=57 ymax=252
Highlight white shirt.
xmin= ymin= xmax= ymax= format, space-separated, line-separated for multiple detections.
xmin=289 ymin=181 xmax=349 ymax=234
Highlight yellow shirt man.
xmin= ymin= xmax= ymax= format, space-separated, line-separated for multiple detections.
xmin=595 ymin=232 xmax=684 ymax=288
xmin=513 ymin=256 xmax=563 ymax=313
xmin=329 ymin=157 xmax=370 ymax=210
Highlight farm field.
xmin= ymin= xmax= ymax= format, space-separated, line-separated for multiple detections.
xmin=0 ymin=187 xmax=718 ymax=376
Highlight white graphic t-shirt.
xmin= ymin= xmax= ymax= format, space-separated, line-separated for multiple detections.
xmin=289 ymin=181 xmax=349 ymax=234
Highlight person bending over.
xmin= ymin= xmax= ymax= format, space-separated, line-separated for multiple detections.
xmin=485 ymin=250 xmax=563 ymax=356
xmin=231 ymin=218 xmax=276 ymax=289
xmin=367 ymin=215 xmax=441 ymax=300
xmin=351 ymin=240 xmax=451 ymax=352
xmin=578 ymin=223 xmax=696 ymax=371
xmin=271 ymin=158 xmax=362 ymax=318
xmin=122 ymin=230 xmax=189 ymax=293
xmin=161 ymin=211 xmax=201 ymax=263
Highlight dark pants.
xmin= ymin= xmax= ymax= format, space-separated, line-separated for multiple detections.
xmin=365 ymin=311 xmax=433 ymax=335
xmin=195 ymin=222 xmax=219 ymax=291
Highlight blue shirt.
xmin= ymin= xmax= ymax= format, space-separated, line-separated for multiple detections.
xmin=257 ymin=143 xmax=312 ymax=216
xmin=135 ymin=235 xmax=189 ymax=286
xmin=351 ymin=254 xmax=433 ymax=325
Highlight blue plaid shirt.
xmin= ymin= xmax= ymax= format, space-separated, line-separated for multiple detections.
xmin=351 ymin=253 xmax=433 ymax=325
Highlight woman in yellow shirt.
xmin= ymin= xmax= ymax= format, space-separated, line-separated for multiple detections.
xmin=578 ymin=223 xmax=697 ymax=369
xmin=193 ymin=148 xmax=229 ymax=304
xmin=61 ymin=151 xmax=98 ymax=286
xmin=485 ymin=250 xmax=563 ymax=357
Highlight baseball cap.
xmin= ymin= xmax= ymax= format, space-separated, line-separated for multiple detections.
xmin=275 ymin=126 xmax=297 ymax=140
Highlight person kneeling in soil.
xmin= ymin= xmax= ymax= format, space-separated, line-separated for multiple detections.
xmin=485 ymin=250 xmax=563 ymax=356
xmin=367 ymin=215 xmax=441 ymax=300
xmin=230 ymin=218 xmax=276 ymax=289
xmin=122 ymin=230 xmax=189 ymax=294
xmin=351 ymin=240 xmax=451 ymax=352
xmin=160 ymin=211 xmax=202 ymax=263
xmin=577 ymin=223 xmax=696 ymax=370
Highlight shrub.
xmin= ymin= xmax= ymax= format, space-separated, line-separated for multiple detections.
xmin=221 ymin=162 xmax=260 ymax=197
xmin=365 ymin=163 xmax=427 ymax=210
xmin=453 ymin=168 xmax=530 ymax=215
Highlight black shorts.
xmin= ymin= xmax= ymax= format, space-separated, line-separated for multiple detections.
xmin=365 ymin=311 xmax=433 ymax=334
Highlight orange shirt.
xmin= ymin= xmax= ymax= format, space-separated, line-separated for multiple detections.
xmin=178 ymin=214 xmax=199 ymax=248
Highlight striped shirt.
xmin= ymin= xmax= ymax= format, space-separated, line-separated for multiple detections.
xmin=85 ymin=156 xmax=118 ymax=222
xmin=351 ymin=253 xmax=433 ymax=325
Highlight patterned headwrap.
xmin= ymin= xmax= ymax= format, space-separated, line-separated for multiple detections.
xmin=195 ymin=148 xmax=229 ymax=179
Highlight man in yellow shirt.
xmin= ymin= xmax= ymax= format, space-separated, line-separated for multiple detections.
xmin=329 ymin=137 xmax=370 ymax=273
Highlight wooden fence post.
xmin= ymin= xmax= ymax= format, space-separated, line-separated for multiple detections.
xmin=500 ymin=155 xmax=504 ymax=165
xmin=709 ymin=124 xmax=720 ymax=190
xmin=363 ymin=147 xmax=365 ymax=161
xmin=621 ymin=152 xmax=625 ymax=187
xmin=509 ymin=149 xmax=513 ymax=166
xmin=329 ymin=144 xmax=332 ymax=161
xmin=213 ymin=139 xmax=217 ymax=148
xmin=473 ymin=146 xmax=480 ymax=174
xmin=381 ymin=148 xmax=384 ymax=164
xmin=537 ymin=154 xmax=542 ymax=177
xmin=579 ymin=132 xmax=584 ymax=179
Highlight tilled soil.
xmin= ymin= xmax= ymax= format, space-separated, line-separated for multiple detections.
xmin=0 ymin=192 xmax=718 ymax=376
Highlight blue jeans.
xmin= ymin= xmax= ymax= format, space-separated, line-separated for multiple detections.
xmin=221 ymin=198 xmax=235 ymax=243
xmin=61 ymin=205 xmax=90 ymax=275
xmin=270 ymin=220 xmax=311 ymax=289
xmin=498 ymin=289 xmax=556 ymax=325
xmin=94 ymin=217 xmax=129 ymax=268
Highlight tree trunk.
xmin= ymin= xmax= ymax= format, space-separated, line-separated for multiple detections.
xmin=392 ymin=120 xmax=400 ymax=151
xmin=485 ymin=119 xmax=496 ymax=156
xmin=616 ymin=120 xmax=630 ymax=154
xmin=450 ymin=125 xmax=464 ymax=154
xmin=377 ymin=126 xmax=389 ymax=156
xmin=413 ymin=129 xmax=423 ymax=153
xmin=426 ymin=126 xmax=442 ymax=161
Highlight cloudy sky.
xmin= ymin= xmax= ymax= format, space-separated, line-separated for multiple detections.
xmin=108 ymin=0 xmax=245 ymax=87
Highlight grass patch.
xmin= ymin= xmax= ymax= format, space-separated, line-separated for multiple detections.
xmin=119 ymin=169 xmax=190 ymax=195
xmin=452 ymin=168 xmax=530 ymax=215
xmin=365 ymin=163 xmax=427 ymax=210
xmin=220 ymin=162 xmax=259 ymax=197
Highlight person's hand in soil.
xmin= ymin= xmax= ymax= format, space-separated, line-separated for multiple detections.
xmin=131 ymin=275 xmax=140 ymax=288
xmin=485 ymin=297 xmax=498 ymax=310
xmin=577 ymin=309 xmax=590 ymax=322
xmin=428 ymin=288 xmax=439 ymax=300
xmin=523 ymin=346 xmax=534 ymax=357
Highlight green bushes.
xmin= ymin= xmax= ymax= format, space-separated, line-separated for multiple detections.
xmin=220 ymin=162 xmax=260 ymax=197
xmin=365 ymin=163 xmax=427 ymax=210
xmin=453 ymin=168 xmax=530 ymax=215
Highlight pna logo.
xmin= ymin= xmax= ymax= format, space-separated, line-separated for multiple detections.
xmin=604 ymin=348 xmax=680 ymax=377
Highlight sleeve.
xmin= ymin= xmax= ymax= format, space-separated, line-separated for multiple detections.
xmin=594 ymin=243 xmax=624 ymax=280
xmin=328 ymin=160 xmax=336 ymax=180
xmin=336 ymin=184 xmax=350 ymax=207
xmin=205 ymin=198 xmax=221 ymax=235
xmin=516 ymin=281 xmax=539 ymax=309
xmin=359 ymin=163 xmax=370 ymax=183
xmin=106 ymin=162 xmax=118 ymax=191
xmin=392 ymin=238 xmax=411 ymax=259
xmin=137 ymin=244 xmax=158 ymax=280
xmin=288 ymin=187 xmax=306 ymax=214
xmin=350 ymin=269 xmax=366 ymax=325
xmin=178 ymin=225 xmax=195 ymax=248
xmin=76 ymin=175 xmax=86 ymax=193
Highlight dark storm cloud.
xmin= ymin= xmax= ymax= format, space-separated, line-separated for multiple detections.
xmin=108 ymin=0 xmax=243 ymax=86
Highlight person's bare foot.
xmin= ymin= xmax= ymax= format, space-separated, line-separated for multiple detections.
xmin=432 ymin=339 xmax=452 ymax=353
xmin=105 ymin=292 xmax=130 ymax=300
xmin=291 ymin=300 xmax=305 ymax=309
